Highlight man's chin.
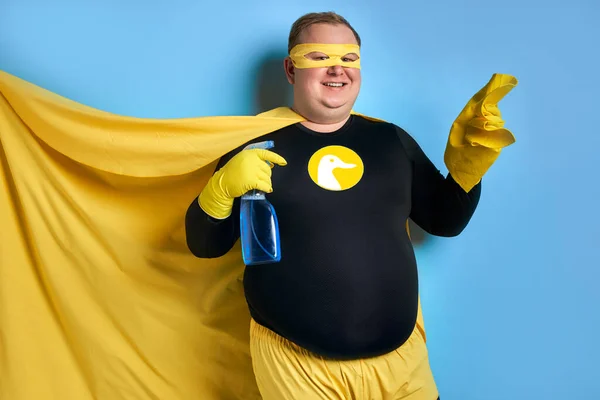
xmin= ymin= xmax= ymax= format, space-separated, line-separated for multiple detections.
xmin=321 ymin=101 xmax=350 ymax=112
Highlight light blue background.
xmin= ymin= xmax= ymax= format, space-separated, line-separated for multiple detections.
xmin=1 ymin=1 xmax=598 ymax=399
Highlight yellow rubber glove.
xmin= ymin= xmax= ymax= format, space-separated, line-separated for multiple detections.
xmin=444 ymin=73 xmax=518 ymax=192
xmin=198 ymin=149 xmax=287 ymax=219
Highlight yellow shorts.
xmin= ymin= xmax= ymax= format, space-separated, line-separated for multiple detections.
xmin=249 ymin=319 xmax=439 ymax=400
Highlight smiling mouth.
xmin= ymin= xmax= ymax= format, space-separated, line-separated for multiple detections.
xmin=323 ymin=82 xmax=347 ymax=88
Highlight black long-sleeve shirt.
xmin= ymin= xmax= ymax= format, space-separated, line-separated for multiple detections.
xmin=185 ymin=115 xmax=481 ymax=359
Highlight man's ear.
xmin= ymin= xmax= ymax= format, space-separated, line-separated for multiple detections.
xmin=283 ymin=57 xmax=295 ymax=85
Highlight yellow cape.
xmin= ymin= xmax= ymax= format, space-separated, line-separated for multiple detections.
xmin=0 ymin=70 xmax=516 ymax=399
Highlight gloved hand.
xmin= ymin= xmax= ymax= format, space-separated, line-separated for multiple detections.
xmin=198 ymin=148 xmax=287 ymax=219
xmin=444 ymin=73 xmax=518 ymax=192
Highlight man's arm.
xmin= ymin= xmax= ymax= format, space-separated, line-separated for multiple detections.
xmin=185 ymin=155 xmax=240 ymax=258
xmin=184 ymin=144 xmax=287 ymax=258
xmin=185 ymin=192 xmax=241 ymax=258
xmin=396 ymin=126 xmax=482 ymax=237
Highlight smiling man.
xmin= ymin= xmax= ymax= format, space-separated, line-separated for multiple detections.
xmin=185 ymin=11 xmax=482 ymax=400
xmin=285 ymin=20 xmax=362 ymax=131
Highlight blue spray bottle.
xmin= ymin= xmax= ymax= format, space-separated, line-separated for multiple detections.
xmin=239 ymin=140 xmax=282 ymax=266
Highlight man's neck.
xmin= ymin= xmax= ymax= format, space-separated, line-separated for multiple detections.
xmin=292 ymin=107 xmax=351 ymax=133
xmin=300 ymin=118 xmax=350 ymax=133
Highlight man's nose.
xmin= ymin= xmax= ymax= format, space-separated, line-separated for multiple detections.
xmin=327 ymin=64 xmax=344 ymax=75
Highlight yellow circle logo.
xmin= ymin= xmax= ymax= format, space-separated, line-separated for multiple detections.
xmin=307 ymin=146 xmax=364 ymax=191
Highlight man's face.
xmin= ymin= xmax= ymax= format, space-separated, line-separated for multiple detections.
xmin=285 ymin=23 xmax=361 ymax=124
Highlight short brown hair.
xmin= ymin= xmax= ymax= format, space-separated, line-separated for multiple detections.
xmin=287 ymin=12 xmax=361 ymax=53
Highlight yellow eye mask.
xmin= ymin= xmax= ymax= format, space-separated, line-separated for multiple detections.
xmin=289 ymin=43 xmax=361 ymax=69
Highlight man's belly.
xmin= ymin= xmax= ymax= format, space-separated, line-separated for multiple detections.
xmin=243 ymin=219 xmax=419 ymax=360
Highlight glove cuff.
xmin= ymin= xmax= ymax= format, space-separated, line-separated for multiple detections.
xmin=198 ymin=172 xmax=234 ymax=219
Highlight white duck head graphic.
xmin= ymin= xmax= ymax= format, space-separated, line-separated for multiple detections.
xmin=317 ymin=154 xmax=357 ymax=191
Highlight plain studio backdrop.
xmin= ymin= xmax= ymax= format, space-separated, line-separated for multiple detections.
xmin=1 ymin=1 xmax=598 ymax=399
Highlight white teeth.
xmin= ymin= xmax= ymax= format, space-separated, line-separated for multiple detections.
xmin=324 ymin=83 xmax=344 ymax=87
